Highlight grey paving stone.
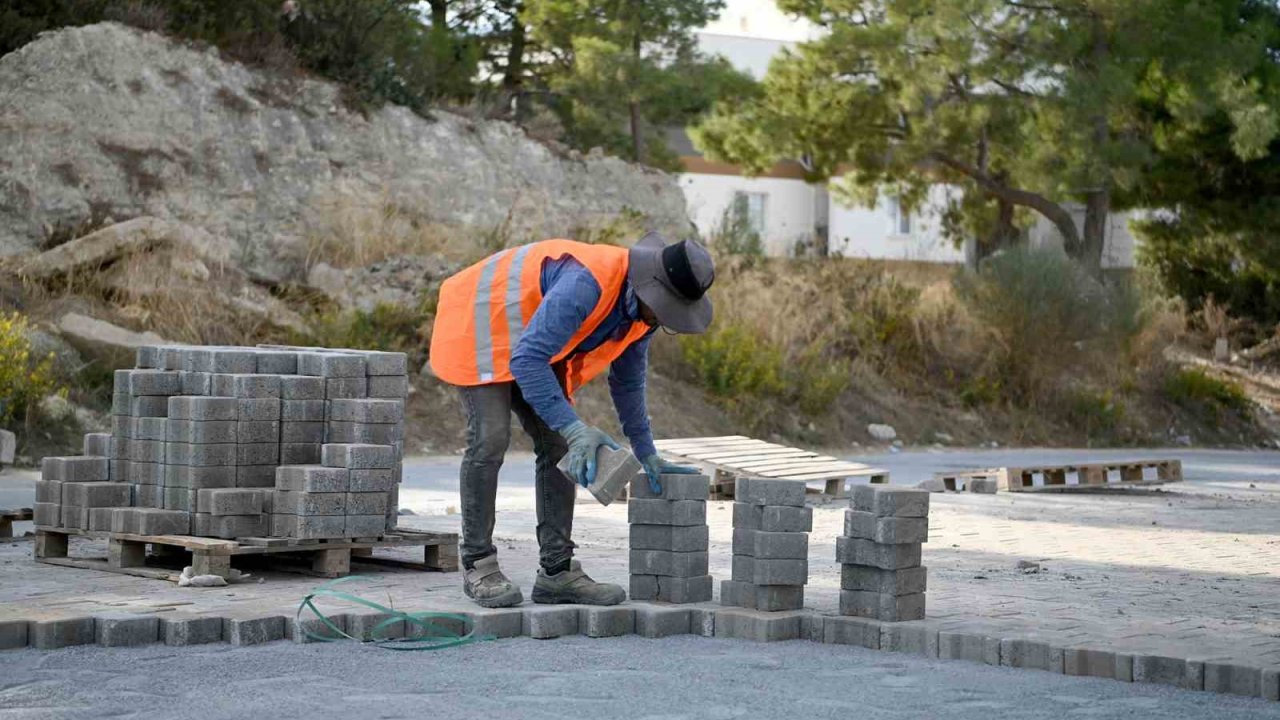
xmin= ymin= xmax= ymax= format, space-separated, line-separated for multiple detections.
xmin=468 ymin=609 xmax=524 ymax=639
xmin=166 ymin=443 xmax=237 ymax=467
xmin=750 ymin=530 xmax=808 ymax=559
xmin=180 ymin=371 xmax=211 ymax=395
xmin=760 ymin=505 xmax=813 ymax=532
xmin=718 ymin=579 xmax=755 ymax=609
xmin=256 ymin=351 xmax=298 ymax=375
xmin=192 ymin=512 xmax=265 ymax=538
xmin=731 ymin=554 xmax=753 ymax=582
xmin=348 ymin=469 xmax=395 ymax=493
xmin=732 ymin=502 xmax=761 ymax=530
xmin=0 ymin=619 xmax=29 ymax=649
xmin=628 ymin=473 xmax=710 ymax=500
xmin=95 ymin=614 xmax=160 ymax=647
xmin=1204 ymin=661 xmax=1262 ymax=697
xmin=237 ymin=398 xmax=281 ymax=421
xmin=1262 ymin=667 xmax=1278 ymax=701
xmin=286 ymin=514 xmax=347 ymax=539
xmin=839 ymin=590 xmax=926 ymax=621
xmin=276 ymin=465 xmax=350 ymax=492
xmin=346 ymin=612 xmax=406 ymax=641
xmin=282 ymin=399 xmax=327 ymax=421
xmin=840 ymin=565 xmax=928 ymax=595
xmin=288 ymin=614 xmax=349 ymax=643
xmin=655 ymin=574 xmax=714 ymax=603
xmin=882 ymin=621 xmax=941 ymax=658
xmin=163 ymin=487 xmax=197 ymax=512
xmin=802 ymin=613 xmax=825 ymax=643
xmin=33 ymin=502 xmax=59 ymax=526
xmin=210 ymin=349 xmax=258 ymax=374
xmin=235 ymin=465 xmax=278 ymax=488
xmin=325 ymin=377 xmax=368 ymax=399
xmin=127 ymin=370 xmax=181 ymax=397
xmin=690 ymin=608 xmax=716 ymax=637
xmin=629 ymin=549 xmax=709 ymax=577
xmin=346 ymin=492 xmax=388 ymax=516
xmin=111 ymin=391 xmax=130 ymax=415
xmin=368 ymin=375 xmax=410 ymax=398
xmin=63 ymin=481 xmax=130 ymax=507
xmin=42 ymin=456 xmax=109 ymax=482
xmin=322 ymin=443 xmax=396 ymax=469
xmin=1000 ymin=637 xmax=1059 ymax=671
xmin=713 ymin=609 xmax=803 ymax=642
xmin=130 ymin=395 xmax=170 ymax=417
xmin=87 ymin=507 xmax=115 ymax=531
xmin=1134 ymin=654 xmax=1202 ymax=690
xmin=633 ymin=606 xmax=691 ymax=638
xmin=168 ymin=396 xmax=238 ymax=421
xmin=844 ymin=510 xmax=929 ymax=544
xmin=128 ymin=439 xmax=165 ymax=463
xmin=82 ymin=432 xmax=112 ymax=457
xmin=345 ymin=515 xmax=385 ymax=537
xmin=364 ymin=351 xmax=408 ymax=376
xmin=280 ymin=443 xmax=321 ymax=465
xmin=629 ymin=524 xmax=709 ymax=552
xmin=299 ymin=352 xmax=366 ymax=378
xmin=329 ymin=399 xmax=404 ymax=424
xmin=135 ymin=345 xmax=163 ymax=368
xmin=629 ymin=574 xmax=659 ymax=601
xmin=223 ymin=616 xmax=286 ymax=646
xmin=735 ymin=477 xmax=805 ymax=507
xmin=236 ymin=420 xmax=281 ymax=444
xmin=579 ymin=607 xmax=635 ymax=638
xmin=196 ymin=489 xmax=264 ymax=516
xmin=852 ymin=485 xmax=930 ymax=518
xmin=1063 ymin=647 xmax=1120 ymax=679
xmin=824 ymin=616 xmax=881 ymax=649
xmin=29 ymin=617 xmax=95 ymax=649
xmin=938 ymin=631 xmax=1001 ymax=665
xmin=134 ymin=485 xmax=164 ymax=509
xmin=523 ymin=607 xmax=579 ymax=639
xmin=752 ymin=584 xmax=804 ymax=611
xmin=166 ymin=465 xmax=236 ymax=489
xmin=274 ymin=491 xmax=345 ymax=515
xmin=166 ymin=420 xmax=238 ymax=444
xmin=627 ymin=499 xmax=706 ymax=526
xmin=327 ymin=421 xmax=401 ymax=445
xmin=135 ymin=509 xmax=192 ymax=535
xmin=752 ymin=558 xmax=808 ymax=586
xmin=180 ymin=348 xmax=214 ymax=373
xmin=280 ymin=376 xmax=326 ymax=400
xmin=236 ymin=443 xmax=280 ymax=466
xmin=1115 ymin=653 xmax=1134 ymax=682
xmin=281 ymin=421 xmax=325 ymax=443
xmin=835 ymin=536 xmax=922 ymax=570
xmin=35 ymin=480 xmax=62 ymax=504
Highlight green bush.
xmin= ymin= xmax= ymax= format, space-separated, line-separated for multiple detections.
xmin=680 ymin=325 xmax=785 ymax=399
xmin=292 ymin=302 xmax=428 ymax=363
xmin=1164 ymin=368 xmax=1249 ymax=414
xmin=1063 ymin=389 xmax=1126 ymax=441
xmin=0 ymin=312 xmax=65 ymax=426
xmin=709 ymin=202 xmax=764 ymax=259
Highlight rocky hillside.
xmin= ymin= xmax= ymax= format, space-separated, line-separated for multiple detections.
xmin=0 ymin=23 xmax=690 ymax=282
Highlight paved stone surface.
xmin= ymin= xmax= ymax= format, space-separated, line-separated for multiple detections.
xmin=0 ymin=448 xmax=1278 ymax=690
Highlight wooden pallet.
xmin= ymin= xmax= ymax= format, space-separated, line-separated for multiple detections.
xmin=654 ymin=436 xmax=888 ymax=499
xmin=1 ymin=507 xmax=33 ymax=538
xmin=932 ymin=459 xmax=1183 ymax=493
xmin=33 ymin=526 xmax=459 ymax=581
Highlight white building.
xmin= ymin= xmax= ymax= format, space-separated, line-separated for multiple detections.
xmin=681 ymin=1 xmax=1141 ymax=267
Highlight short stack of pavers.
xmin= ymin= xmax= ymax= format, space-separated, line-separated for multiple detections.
xmin=271 ymin=443 xmax=397 ymax=539
xmin=836 ymin=485 xmax=930 ymax=621
xmin=721 ymin=478 xmax=811 ymax=611
xmin=34 ymin=344 xmax=410 ymax=542
xmin=628 ymin=473 xmax=714 ymax=603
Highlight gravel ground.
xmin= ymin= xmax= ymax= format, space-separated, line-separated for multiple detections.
xmin=3 ymin=636 xmax=1278 ymax=720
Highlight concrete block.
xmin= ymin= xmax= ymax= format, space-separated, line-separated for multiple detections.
xmin=1115 ymin=653 xmax=1134 ymax=682
xmin=274 ymin=490 xmax=345 ymax=515
xmin=181 ymin=371 xmax=211 ymax=395
xmin=1000 ymin=637 xmax=1060 ymax=671
xmin=136 ymin=345 xmax=163 ymax=368
xmin=159 ymin=346 xmax=187 ymax=370
xmin=346 ymin=492 xmax=388 ymax=516
xmin=281 ymin=421 xmax=325 ymax=443
xmin=714 ymin=608 xmax=803 ymax=642
xmin=62 ymin=507 xmax=89 ymax=530
xmin=1262 ymin=667 xmax=1279 ymax=701
xmin=237 ymin=443 xmax=280 ymax=466
xmin=840 ymin=591 xmax=925 ymax=621
xmin=685 ymin=608 xmax=713 ymax=637
xmin=42 ymin=456 xmax=109 ymax=482
xmin=132 ymin=461 xmax=164 ymax=486
xmin=95 ymin=614 xmax=160 ymax=647
xmin=109 ymin=508 xmax=139 ymax=534
xmin=731 ymin=554 xmax=753 ymax=582
xmin=326 ymin=377 xmax=368 ymax=398
xmin=844 ymin=510 xmax=929 ymax=544
xmin=64 ymin=481 xmax=131 ymax=507
xmin=735 ymin=477 xmax=805 ymax=507
xmin=634 ymin=606 xmax=691 ymax=638
xmin=196 ymin=489 xmax=263 ymax=516
xmin=732 ymin=502 xmax=761 ymax=530
xmin=271 ymin=513 xmax=295 ymax=537
xmin=836 ymin=536 xmax=921 ymax=570
xmin=751 ymin=531 xmax=808 ymax=559
xmin=938 ymin=631 xmax=1000 ymax=665
xmin=655 ymin=574 xmax=714 ymax=603
xmin=210 ymin=349 xmax=258 ymax=374
xmin=161 ymin=615 xmax=226 ymax=646
xmin=882 ymin=621 xmax=940 ymax=658
xmin=288 ymin=614 xmax=349 ymax=643
xmin=719 ymin=580 xmax=755 ymax=609
xmin=88 ymin=507 xmax=115 ymax=531
xmin=130 ymin=395 xmax=170 ymax=417
xmin=282 ymin=400 xmax=328 ymax=423
xmin=327 ymin=421 xmax=401 ymax=445
xmin=36 ymin=480 xmax=62 ymax=503
xmin=852 ymin=485 xmax=930 ymax=518
xmin=824 ymin=616 xmax=881 ymax=649
xmin=579 ymin=607 xmax=635 ymax=638
xmin=322 ymin=443 xmax=396 ymax=469
xmin=133 ymin=418 xmax=167 ymax=442
xmin=178 ymin=348 xmax=213 ymax=372
xmin=469 ymin=608 xmax=524 ymax=639
xmin=131 ymin=485 xmax=160 ymax=508
xmin=237 ymin=398 xmax=281 ymax=421
xmin=1134 ymin=654 xmax=1202 ymax=690
xmin=1204 ymin=662 xmax=1262 ymax=697
xmin=29 ymin=617 xmax=96 ymax=649
xmin=841 ymin=565 xmax=928 ymax=595
xmin=277 ymin=465 xmax=351 ymax=492
xmin=329 ymin=399 xmax=404 ymax=424
xmin=369 ymin=375 xmax=410 ymax=398
xmin=34 ymin=501 xmax=60 ymax=526
xmin=291 ymin=514 xmax=347 ymax=539
xmin=752 ymin=558 xmax=808 ymax=586
xmin=629 ymin=549 xmax=709 ymax=577
xmin=627 ymin=499 xmax=706 ymax=526
xmin=753 ymin=585 xmax=804 ymax=611
xmin=236 ymin=465 xmax=277 ymax=488
xmin=346 ymin=611 xmax=406 ymax=641
xmin=364 ymin=351 xmax=408 ymax=376
xmin=166 ymin=465 xmax=236 ymax=489
xmin=223 ymin=615 xmax=285 ymax=646
xmin=523 ymin=607 xmax=579 ymax=639
xmin=299 ymin=352 xmax=366 ymax=378
xmin=129 ymin=438 xmax=165 ymax=463
xmin=629 ymin=524 xmax=709 ymax=552
xmin=168 ymin=396 xmax=238 ymax=421
xmin=166 ymin=420 xmax=238 ymax=444
xmin=629 ymin=473 xmax=710 ymax=500
xmin=1064 ymin=647 xmax=1119 ymax=679
xmin=165 ymin=442 xmax=236 ymax=467
xmin=802 ymin=613 xmax=825 ymax=643
xmin=236 ymin=421 xmax=281 ymax=444
xmin=280 ymin=443 xmax=321 ymax=465
xmin=111 ymin=391 xmax=130 ymax=415
xmin=345 ymin=514 xmax=385 ymax=537
xmin=629 ymin=574 xmax=659 ymax=601
xmin=163 ymin=487 xmax=197 ymax=512
xmin=0 ymin=619 xmax=29 ymax=649
xmin=127 ymin=370 xmax=181 ymax=396
xmin=280 ymin=375 xmax=326 ymax=400
xmin=256 ymin=351 xmax=298 ymax=375
xmin=82 ymin=432 xmax=112 ymax=457
xmin=761 ymin=505 xmax=813 ymax=532
xmin=112 ymin=414 xmax=134 ymax=439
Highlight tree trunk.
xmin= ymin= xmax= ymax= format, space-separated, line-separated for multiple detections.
xmin=427 ymin=0 xmax=448 ymax=30
xmin=1081 ymin=189 xmax=1109 ymax=276
xmin=629 ymin=31 xmax=643 ymax=162
xmin=502 ymin=3 xmax=527 ymax=118
xmin=1077 ymin=14 xmax=1111 ymax=278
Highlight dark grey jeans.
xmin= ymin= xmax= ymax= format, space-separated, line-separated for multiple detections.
xmin=457 ymin=382 xmax=575 ymax=571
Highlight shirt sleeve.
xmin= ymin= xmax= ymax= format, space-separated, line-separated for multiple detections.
xmin=608 ymin=333 xmax=656 ymax=459
xmin=509 ymin=263 xmax=602 ymax=432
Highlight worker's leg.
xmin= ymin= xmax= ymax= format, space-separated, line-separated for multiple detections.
xmin=457 ymin=383 xmax=513 ymax=569
xmin=509 ymin=383 xmax=576 ymax=572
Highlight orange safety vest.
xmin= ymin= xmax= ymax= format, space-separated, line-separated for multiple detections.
xmin=429 ymin=239 xmax=653 ymax=399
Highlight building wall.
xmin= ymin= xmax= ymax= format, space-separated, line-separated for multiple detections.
xmin=1028 ymin=208 xmax=1143 ymax=269
xmin=827 ymin=186 xmax=967 ymax=263
xmin=679 ymin=171 xmax=823 ymax=256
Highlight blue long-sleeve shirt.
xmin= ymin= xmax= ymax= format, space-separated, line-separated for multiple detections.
xmin=509 ymin=256 xmax=657 ymax=460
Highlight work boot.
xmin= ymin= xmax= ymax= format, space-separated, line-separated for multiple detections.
xmin=531 ymin=560 xmax=626 ymax=606
xmin=463 ymin=555 xmax=524 ymax=608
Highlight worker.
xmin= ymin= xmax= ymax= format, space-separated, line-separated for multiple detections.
xmin=429 ymin=233 xmax=715 ymax=608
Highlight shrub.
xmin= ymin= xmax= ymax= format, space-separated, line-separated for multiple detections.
xmin=1164 ymin=368 xmax=1249 ymax=414
xmin=0 ymin=312 xmax=65 ymax=426
xmin=709 ymin=202 xmax=764 ymax=259
xmin=679 ymin=325 xmax=785 ymax=400
xmin=292 ymin=302 xmax=429 ymax=365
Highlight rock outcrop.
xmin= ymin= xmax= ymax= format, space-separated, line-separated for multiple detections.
xmin=0 ymin=23 xmax=692 ymax=280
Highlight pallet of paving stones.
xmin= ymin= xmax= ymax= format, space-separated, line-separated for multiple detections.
xmin=1 ymin=507 xmax=33 ymax=538
xmin=33 ymin=524 xmax=458 ymax=581
xmin=929 ymin=459 xmax=1183 ymax=494
xmin=653 ymin=436 xmax=889 ymax=499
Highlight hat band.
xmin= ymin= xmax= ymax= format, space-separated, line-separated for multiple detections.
xmin=662 ymin=242 xmax=706 ymax=301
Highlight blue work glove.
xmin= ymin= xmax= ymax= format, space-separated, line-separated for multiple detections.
xmin=560 ymin=420 xmax=621 ymax=488
xmin=640 ymin=453 xmax=701 ymax=496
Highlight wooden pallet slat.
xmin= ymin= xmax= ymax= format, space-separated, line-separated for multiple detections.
xmin=932 ymin=459 xmax=1183 ymax=493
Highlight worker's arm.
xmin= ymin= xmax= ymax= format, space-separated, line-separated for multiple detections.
xmin=610 ymin=334 xmax=700 ymax=494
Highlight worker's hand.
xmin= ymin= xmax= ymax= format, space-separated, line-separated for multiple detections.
xmin=640 ymin=454 xmax=700 ymax=496
xmin=560 ymin=420 xmax=621 ymax=488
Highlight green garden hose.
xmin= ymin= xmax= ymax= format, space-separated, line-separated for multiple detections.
xmin=297 ymin=575 xmax=488 ymax=650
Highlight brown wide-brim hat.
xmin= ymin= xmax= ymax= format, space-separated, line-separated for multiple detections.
xmin=627 ymin=232 xmax=714 ymax=334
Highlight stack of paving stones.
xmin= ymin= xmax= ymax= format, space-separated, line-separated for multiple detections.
xmin=33 ymin=344 xmax=409 ymax=541
xmin=271 ymin=443 xmax=396 ymax=540
xmin=721 ymin=478 xmax=811 ymax=611
xmin=627 ymin=473 xmax=713 ymax=603
xmin=835 ymin=485 xmax=929 ymax=621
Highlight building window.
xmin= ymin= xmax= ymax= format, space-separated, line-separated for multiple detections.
xmin=733 ymin=191 xmax=767 ymax=236
xmin=886 ymin=195 xmax=911 ymax=236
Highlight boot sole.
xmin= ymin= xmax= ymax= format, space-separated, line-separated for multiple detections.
xmin=466 ymin=586 xmax=524 ymax=609
xmin=531 ymin=586 xmax=623 ymax=606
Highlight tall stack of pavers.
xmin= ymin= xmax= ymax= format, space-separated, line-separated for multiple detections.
xmin=836 ymin=485 xmax=929 ymax=621
xmin=33 ymin=344 xmax=410 ymax=542
xmin=628 ymin=473 xmax=714 ymax=603
xmin=721 ymin=477 xmax=811 ymax=611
